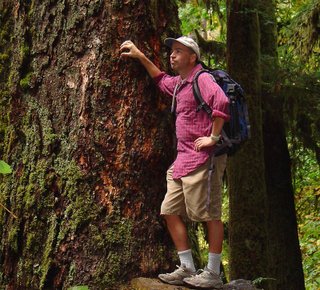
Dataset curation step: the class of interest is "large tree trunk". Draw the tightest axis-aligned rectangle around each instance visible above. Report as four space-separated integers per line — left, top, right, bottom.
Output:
226 0 270 282
0 1 181 289
258 1 305 289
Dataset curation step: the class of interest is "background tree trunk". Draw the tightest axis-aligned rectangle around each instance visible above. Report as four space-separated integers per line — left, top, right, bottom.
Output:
227 0 305 288
0 1 181 289
258 0 305 289
226 0 270 283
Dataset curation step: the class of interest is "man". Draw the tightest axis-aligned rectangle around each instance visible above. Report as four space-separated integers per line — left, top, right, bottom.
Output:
120 36 229 289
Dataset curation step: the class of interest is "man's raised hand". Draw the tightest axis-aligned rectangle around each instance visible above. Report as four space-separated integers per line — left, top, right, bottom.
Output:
120 40 143 59
119 40 161 78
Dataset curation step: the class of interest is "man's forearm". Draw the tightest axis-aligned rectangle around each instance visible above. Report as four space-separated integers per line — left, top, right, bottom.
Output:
211 117 224 137
138 53 161 78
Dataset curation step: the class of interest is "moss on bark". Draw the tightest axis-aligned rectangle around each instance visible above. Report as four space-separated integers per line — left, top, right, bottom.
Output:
0 0 181 289
258 1 305 289
226 0 269 283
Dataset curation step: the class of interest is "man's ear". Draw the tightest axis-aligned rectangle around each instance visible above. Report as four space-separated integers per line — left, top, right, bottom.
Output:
191 53 197 65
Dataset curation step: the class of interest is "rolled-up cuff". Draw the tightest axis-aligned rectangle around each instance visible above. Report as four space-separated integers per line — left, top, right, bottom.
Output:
153 72 166 84
212 110 230 121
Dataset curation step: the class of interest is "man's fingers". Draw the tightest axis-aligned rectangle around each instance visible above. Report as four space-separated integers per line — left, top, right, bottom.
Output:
120 44 131 52
194 137 208 151
194 141 202 150
120 52 132 58
119 40 141 60
120 41 134 50
120 43 131 49
194 145 201 151
194 137 204 142
120 40 132 47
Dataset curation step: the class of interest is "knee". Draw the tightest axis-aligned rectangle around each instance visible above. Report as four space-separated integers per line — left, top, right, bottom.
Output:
162 214 172 227
163 214 170 222
163 214 182 227
207 219 223 226
163 214 176 222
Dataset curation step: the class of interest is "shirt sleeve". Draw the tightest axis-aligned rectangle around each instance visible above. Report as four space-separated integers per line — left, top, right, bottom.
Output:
153 72 179 97
197 73 230 121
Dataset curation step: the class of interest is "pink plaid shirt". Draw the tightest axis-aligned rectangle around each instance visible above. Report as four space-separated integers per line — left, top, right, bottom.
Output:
154 64 230 179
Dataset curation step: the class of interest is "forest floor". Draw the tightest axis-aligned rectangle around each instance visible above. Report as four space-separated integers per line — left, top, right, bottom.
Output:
127 277 261 290
130 277 191 289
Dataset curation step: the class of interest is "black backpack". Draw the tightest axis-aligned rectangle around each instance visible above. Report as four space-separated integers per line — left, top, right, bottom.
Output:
193 69 251 156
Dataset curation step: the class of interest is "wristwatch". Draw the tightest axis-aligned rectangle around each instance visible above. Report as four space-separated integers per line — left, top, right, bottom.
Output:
210 134 221 142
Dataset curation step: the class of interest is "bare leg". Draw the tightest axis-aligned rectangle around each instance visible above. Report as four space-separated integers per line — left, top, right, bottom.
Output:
207 220 223 253
164 214 190 251
158 214 196 284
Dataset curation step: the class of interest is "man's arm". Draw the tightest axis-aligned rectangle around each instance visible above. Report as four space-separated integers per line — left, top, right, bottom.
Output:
194 73 229 152
211 117 224 138
120 40 161 78
194 117 224 152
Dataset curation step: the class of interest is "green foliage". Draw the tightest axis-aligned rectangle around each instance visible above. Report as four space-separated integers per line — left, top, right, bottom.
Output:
299 214 320 290
289 143 320 290
178 0 226 42
289 144 319 191
277 3 320 286
179 2 210 35
20 42 30 59
0 160 11 174
19 72 32 90
177 0 227 67
0 159 16 218
68 286 89 290
278 0 320 70
252 277 277 287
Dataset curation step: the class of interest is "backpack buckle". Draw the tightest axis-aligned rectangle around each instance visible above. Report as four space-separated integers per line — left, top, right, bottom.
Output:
226 83 236 93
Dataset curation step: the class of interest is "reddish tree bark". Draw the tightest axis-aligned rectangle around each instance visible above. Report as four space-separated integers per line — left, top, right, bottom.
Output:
0 1 180 289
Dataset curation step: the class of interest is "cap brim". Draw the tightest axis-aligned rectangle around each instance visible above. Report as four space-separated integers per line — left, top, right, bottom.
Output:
164 37 200 60
164 38 177 48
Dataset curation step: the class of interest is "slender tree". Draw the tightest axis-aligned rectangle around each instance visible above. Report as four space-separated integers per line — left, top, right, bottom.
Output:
0 1 181 289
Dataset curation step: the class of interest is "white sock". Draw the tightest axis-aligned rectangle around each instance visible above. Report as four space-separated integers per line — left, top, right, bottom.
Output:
207 252 221 274
178 249 196 272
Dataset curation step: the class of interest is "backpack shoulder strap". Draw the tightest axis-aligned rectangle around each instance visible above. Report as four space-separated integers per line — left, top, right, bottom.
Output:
192 69 213 118
170 83 180 114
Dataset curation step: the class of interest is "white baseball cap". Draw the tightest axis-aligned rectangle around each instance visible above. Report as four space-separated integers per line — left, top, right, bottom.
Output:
165 36 201 60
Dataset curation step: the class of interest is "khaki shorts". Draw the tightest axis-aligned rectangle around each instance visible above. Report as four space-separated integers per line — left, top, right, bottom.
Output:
160 154 227 221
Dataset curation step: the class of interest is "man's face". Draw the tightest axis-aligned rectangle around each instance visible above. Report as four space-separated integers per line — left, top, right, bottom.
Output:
170 41 197 73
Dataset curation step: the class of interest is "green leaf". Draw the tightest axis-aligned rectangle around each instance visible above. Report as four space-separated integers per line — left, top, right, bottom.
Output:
0 160 12 174
68 286 89 290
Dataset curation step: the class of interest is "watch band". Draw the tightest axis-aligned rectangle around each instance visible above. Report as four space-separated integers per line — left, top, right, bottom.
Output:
210 134 221 142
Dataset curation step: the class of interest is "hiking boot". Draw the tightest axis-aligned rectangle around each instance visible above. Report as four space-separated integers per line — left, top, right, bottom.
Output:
183 267 223 289
158 264 195 286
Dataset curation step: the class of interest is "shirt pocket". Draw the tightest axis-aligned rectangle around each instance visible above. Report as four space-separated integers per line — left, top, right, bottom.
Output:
176 96 197 117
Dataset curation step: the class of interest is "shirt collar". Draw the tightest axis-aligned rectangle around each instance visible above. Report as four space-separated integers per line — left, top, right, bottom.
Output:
178 63 203 84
